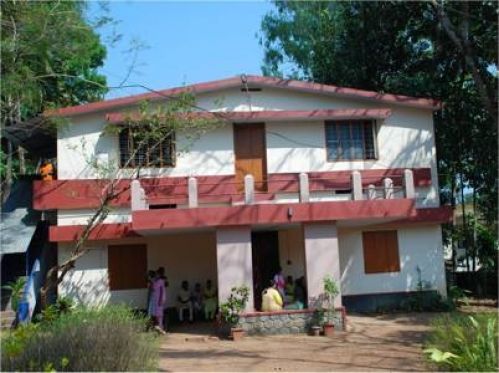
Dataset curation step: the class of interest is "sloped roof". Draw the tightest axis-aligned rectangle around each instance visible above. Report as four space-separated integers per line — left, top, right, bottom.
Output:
48 75 441 117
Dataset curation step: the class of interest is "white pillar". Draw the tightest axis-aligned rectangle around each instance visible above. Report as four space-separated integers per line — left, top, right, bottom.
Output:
367 184 377 200
303 223 342 309
244 174 255 204
299 172 310 203
404 169 415 199
188 177 198 208
131 180 147 211
383 178 394 199
216 227 254 311
351 170 363 200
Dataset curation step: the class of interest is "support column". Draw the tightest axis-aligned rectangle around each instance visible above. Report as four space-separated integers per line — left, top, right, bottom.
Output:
303 223 342 308
216 227 254 311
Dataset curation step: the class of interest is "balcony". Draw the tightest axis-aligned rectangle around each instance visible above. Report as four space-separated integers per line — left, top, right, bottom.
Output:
130 169 422 232
37 167 452 242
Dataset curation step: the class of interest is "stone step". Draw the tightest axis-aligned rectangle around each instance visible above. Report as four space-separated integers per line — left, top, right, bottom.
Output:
0 310 16 329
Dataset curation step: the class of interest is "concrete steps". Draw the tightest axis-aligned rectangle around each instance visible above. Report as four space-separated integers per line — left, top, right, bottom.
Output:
1 310 16 330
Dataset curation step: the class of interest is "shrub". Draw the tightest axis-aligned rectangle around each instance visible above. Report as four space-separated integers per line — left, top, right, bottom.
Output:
2 305 159 371
220 286 249 326
424 313 498 371
2 276 27 312
322 276 339 325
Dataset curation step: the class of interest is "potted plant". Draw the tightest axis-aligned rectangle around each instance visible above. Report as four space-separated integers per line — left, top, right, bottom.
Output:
322 276 339 337
219 285 249 341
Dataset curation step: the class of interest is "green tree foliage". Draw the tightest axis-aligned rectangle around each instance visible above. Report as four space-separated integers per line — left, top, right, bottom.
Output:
260 1 498 266
1 0 107 125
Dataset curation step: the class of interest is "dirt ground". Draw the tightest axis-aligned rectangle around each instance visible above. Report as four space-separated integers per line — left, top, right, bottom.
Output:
158 313 440 372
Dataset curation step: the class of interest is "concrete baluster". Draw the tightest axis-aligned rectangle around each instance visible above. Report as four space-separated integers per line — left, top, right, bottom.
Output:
383 178 394 199
367 184 377 200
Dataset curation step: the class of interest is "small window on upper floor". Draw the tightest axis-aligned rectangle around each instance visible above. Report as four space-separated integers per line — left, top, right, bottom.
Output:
119 127 175 168
325 120 377 161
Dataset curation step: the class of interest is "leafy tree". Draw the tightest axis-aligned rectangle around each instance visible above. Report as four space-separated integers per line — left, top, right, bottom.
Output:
1 0 108 193
259 0 498 271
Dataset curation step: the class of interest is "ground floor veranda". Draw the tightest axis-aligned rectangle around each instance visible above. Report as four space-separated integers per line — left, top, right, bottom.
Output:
57 221 447 322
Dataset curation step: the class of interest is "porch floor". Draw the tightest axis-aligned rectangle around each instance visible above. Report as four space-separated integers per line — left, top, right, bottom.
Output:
159 312 438 371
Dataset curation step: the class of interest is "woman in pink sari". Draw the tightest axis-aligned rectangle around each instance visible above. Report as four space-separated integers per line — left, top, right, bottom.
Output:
152 267 167 334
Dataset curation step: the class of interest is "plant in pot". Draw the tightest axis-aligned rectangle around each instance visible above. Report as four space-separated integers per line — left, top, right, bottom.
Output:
219 285 249 341
322 276 339 337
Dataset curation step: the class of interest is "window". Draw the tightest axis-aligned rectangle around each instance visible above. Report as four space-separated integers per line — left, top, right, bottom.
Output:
325 120 376 160
362 230 400 274
119 127 175 168
108 244 147 290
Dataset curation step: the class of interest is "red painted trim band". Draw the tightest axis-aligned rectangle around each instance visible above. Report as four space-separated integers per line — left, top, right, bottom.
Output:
49 205 450 243
47 75 441 117
50 223 140 243
131 199 416 231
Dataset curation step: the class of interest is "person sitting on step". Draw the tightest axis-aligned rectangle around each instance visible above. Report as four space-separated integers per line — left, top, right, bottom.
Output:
261 280 283 312
177 280 193 323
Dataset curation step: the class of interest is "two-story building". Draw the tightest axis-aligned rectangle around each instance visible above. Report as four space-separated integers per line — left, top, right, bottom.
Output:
34 75 451 315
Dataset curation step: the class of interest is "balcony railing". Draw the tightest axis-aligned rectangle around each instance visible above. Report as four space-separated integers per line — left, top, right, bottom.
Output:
131 169 417 211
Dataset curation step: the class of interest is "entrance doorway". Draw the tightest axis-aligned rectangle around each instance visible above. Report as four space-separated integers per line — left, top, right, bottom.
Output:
251 231 280 310
233 123 268 192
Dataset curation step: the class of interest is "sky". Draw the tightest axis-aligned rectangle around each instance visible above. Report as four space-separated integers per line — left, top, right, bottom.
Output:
91 1 274 99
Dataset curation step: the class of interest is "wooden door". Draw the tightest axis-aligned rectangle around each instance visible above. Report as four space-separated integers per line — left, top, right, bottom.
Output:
233 123 267 192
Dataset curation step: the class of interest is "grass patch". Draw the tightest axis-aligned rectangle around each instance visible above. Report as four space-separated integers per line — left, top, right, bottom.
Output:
1 305 159 371
424 312 498 371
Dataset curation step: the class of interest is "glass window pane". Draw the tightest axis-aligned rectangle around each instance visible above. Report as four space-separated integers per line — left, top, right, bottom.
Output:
351 122 364 159
364 122 376 159
325 123 339 160
338 123 351 159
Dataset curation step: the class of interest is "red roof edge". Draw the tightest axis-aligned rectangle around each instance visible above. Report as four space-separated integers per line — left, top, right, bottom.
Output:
46 75 442 117
105 108 393 124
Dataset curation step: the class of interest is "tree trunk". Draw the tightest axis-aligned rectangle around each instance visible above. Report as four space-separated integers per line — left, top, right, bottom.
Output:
18 145 26 175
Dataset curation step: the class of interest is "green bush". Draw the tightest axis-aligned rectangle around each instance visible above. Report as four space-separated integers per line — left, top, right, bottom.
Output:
2 305 159 371
2 276 27 312
424 313 498 371
220 285 249 326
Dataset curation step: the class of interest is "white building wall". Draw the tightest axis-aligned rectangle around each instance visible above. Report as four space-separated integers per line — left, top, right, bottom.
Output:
339 225 447 296
57 87 439 206
58 232 217 308
57 208 131 226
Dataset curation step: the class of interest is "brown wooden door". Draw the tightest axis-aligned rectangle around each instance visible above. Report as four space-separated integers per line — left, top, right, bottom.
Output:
233 123 267 191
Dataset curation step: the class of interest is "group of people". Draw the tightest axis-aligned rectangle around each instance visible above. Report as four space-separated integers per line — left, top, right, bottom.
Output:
146 268 218 333
176 280 217 323
261 267 306 312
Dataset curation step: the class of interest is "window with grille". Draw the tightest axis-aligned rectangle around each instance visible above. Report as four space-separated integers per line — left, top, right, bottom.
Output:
118 127 175 168
325 120 376 161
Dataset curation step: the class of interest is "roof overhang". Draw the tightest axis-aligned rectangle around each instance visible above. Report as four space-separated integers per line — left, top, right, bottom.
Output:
105 108 392 125
46 75 442 118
